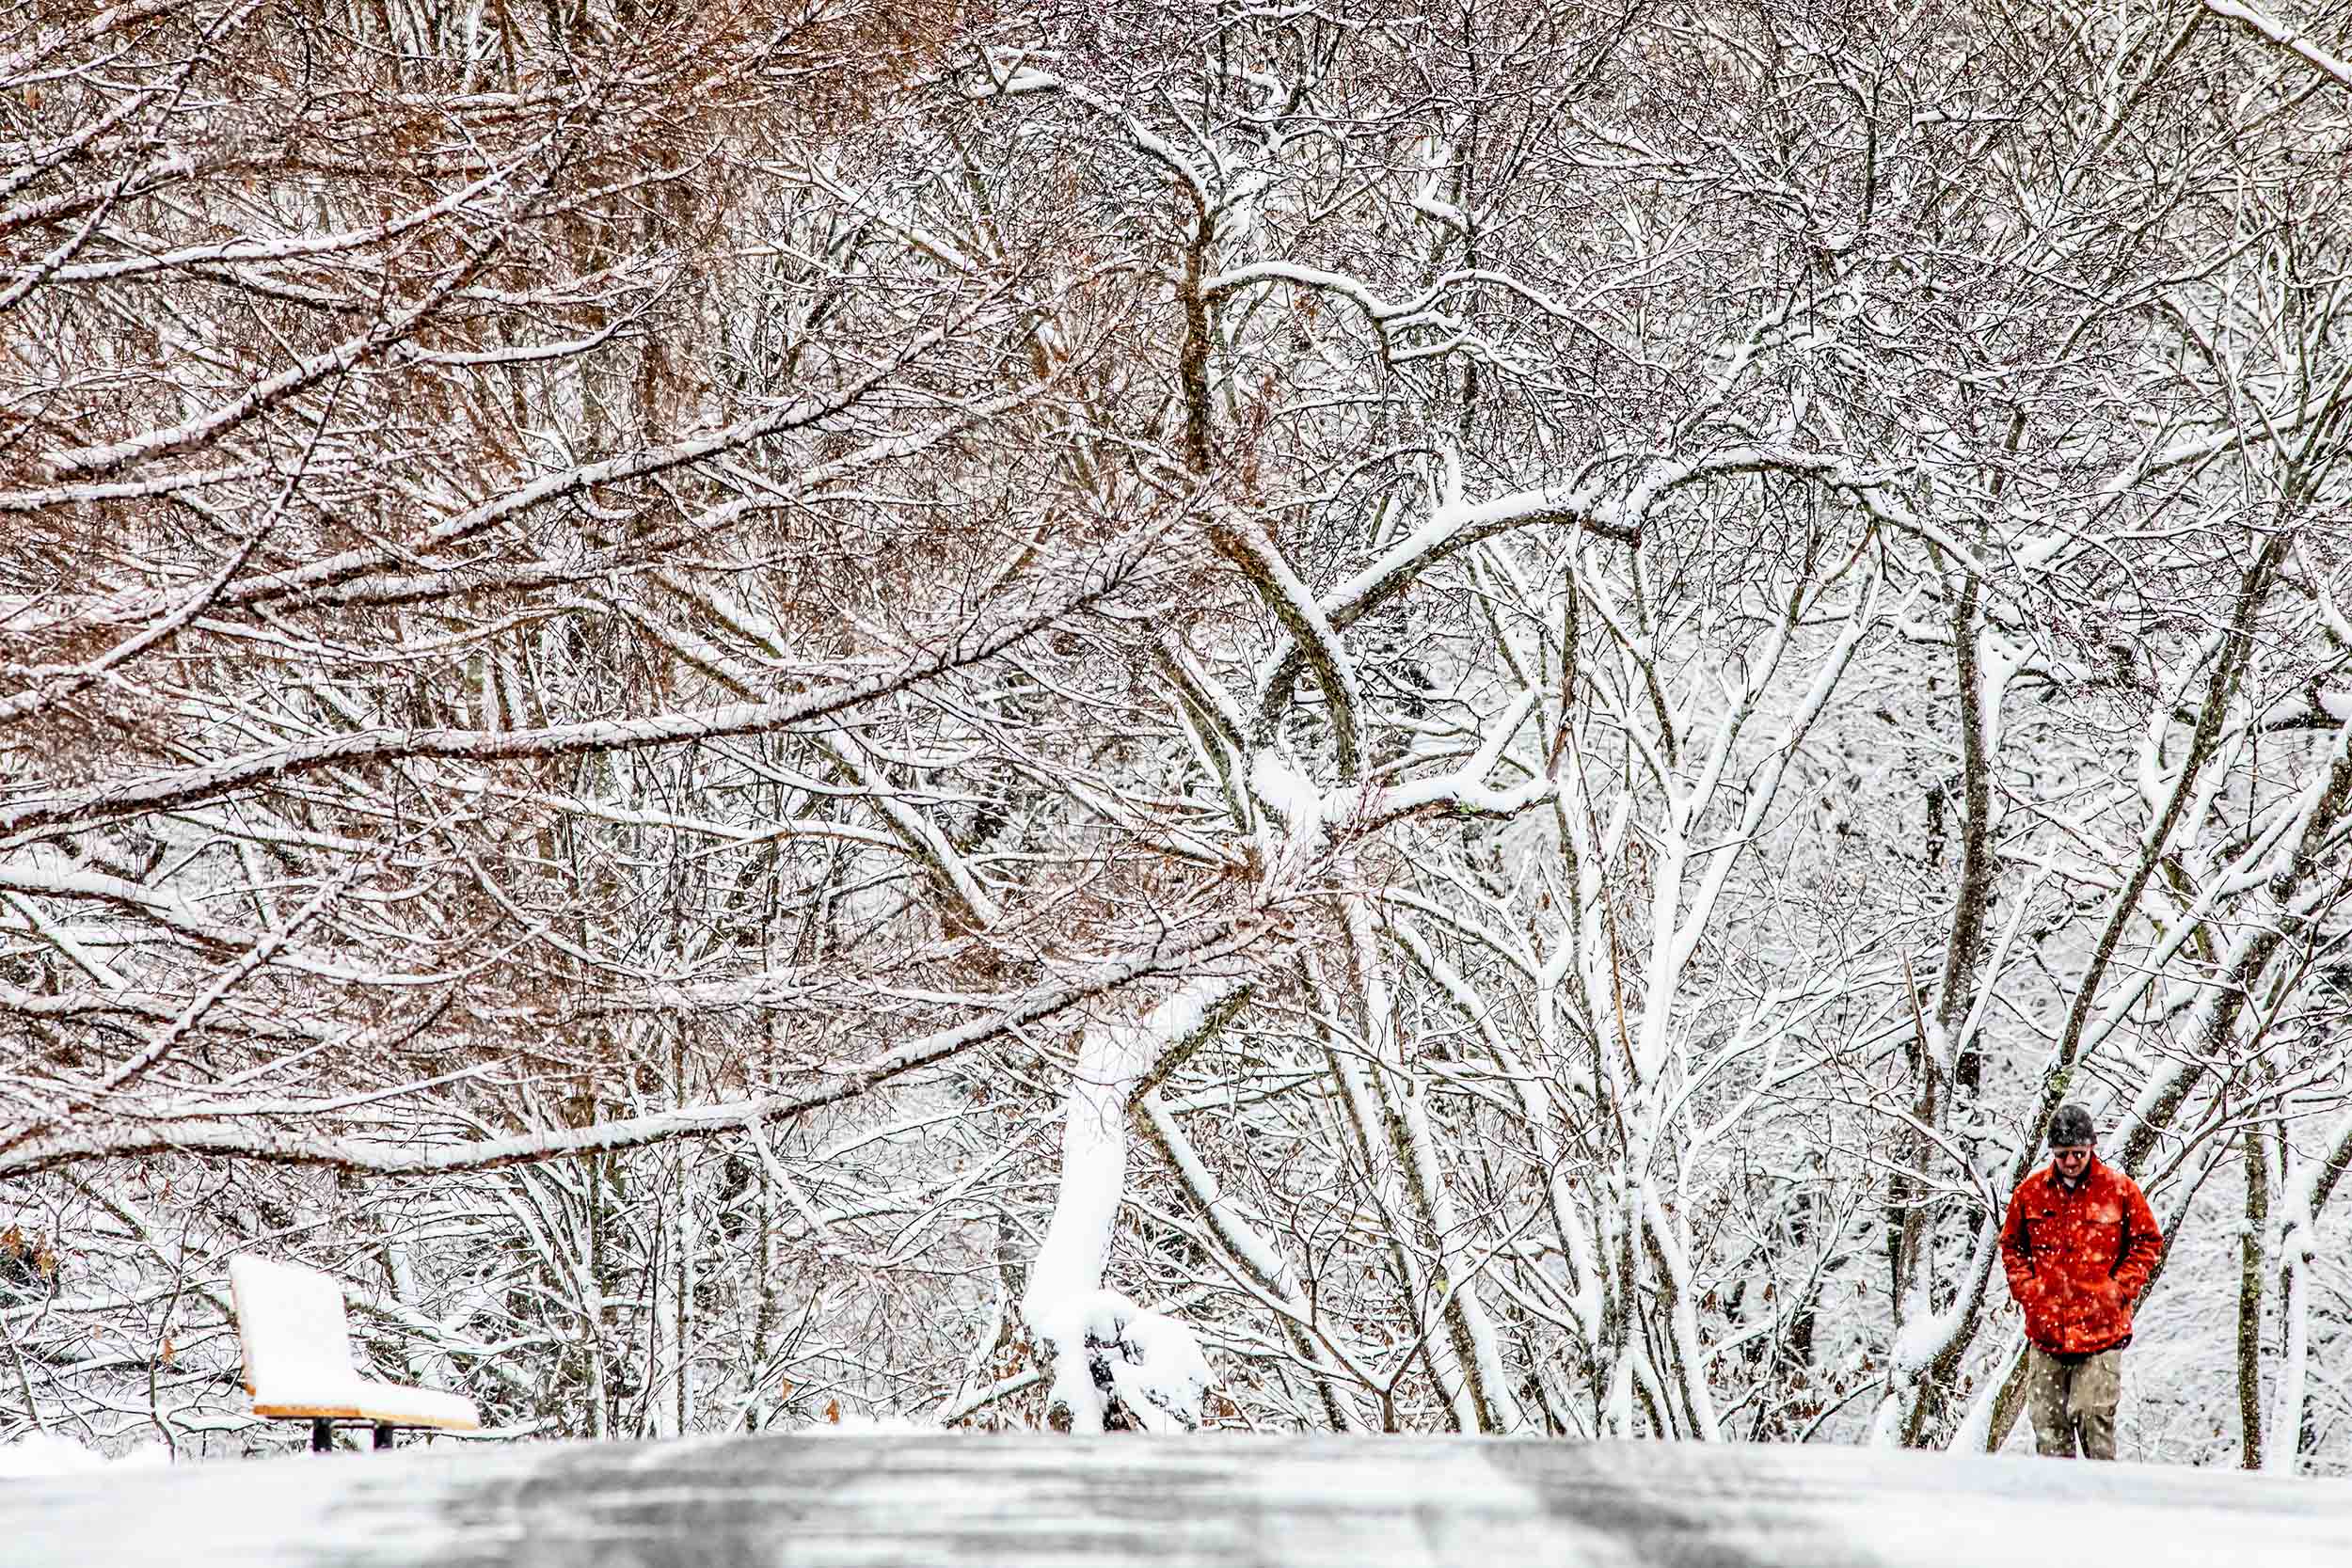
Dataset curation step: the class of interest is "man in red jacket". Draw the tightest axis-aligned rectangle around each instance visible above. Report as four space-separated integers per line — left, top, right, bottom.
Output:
1999 1103 2163 1459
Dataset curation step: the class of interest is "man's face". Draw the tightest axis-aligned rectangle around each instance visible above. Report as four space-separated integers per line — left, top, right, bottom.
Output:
2052 1144 2093 1179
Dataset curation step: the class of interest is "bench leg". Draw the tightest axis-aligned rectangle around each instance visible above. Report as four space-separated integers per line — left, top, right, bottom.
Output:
373 1423 395 1451
310 1419 333 1453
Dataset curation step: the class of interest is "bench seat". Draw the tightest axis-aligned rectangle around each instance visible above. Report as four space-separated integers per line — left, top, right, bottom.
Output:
247 1379 480 1429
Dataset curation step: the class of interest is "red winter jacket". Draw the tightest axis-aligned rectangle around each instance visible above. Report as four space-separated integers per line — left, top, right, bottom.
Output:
1999 1157 2162 1355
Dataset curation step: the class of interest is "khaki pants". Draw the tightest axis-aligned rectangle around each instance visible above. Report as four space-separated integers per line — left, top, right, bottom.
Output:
2026 1345 2122 1460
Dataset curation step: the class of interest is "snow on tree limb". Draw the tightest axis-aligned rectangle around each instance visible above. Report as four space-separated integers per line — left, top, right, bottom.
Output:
0 915 1272 1180
2202 0 2352 87
0 550 1156 841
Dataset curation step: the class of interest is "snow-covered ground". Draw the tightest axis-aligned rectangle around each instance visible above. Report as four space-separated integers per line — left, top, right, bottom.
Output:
0 1432 170 1480
3 1434 2349 1566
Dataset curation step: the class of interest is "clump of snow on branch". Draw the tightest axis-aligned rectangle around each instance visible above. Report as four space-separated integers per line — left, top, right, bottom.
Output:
1078 1290 1216 1433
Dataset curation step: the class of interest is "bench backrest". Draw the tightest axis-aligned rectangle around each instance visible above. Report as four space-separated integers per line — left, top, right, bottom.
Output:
229 1257 356 1395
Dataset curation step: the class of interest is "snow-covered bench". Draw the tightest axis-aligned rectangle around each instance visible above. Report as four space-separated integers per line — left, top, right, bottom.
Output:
228 1257 479 1452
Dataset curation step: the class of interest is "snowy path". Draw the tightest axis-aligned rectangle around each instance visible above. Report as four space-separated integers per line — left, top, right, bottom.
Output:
5 1434 2348 1566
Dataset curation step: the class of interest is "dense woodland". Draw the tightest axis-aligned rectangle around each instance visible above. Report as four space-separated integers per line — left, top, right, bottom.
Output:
5 0 2352 1469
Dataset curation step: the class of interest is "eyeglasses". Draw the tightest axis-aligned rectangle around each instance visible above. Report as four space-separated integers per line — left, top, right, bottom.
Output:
2051 1147 2093 1160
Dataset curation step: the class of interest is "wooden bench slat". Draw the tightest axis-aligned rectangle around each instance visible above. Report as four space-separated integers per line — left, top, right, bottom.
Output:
250 1403 480 1430
246 1384 481 1427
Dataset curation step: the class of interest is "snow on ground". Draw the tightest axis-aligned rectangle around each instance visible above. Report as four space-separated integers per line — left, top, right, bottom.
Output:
0 1432 171 1478
798 1412 932 1435
7 1433 2352 1567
